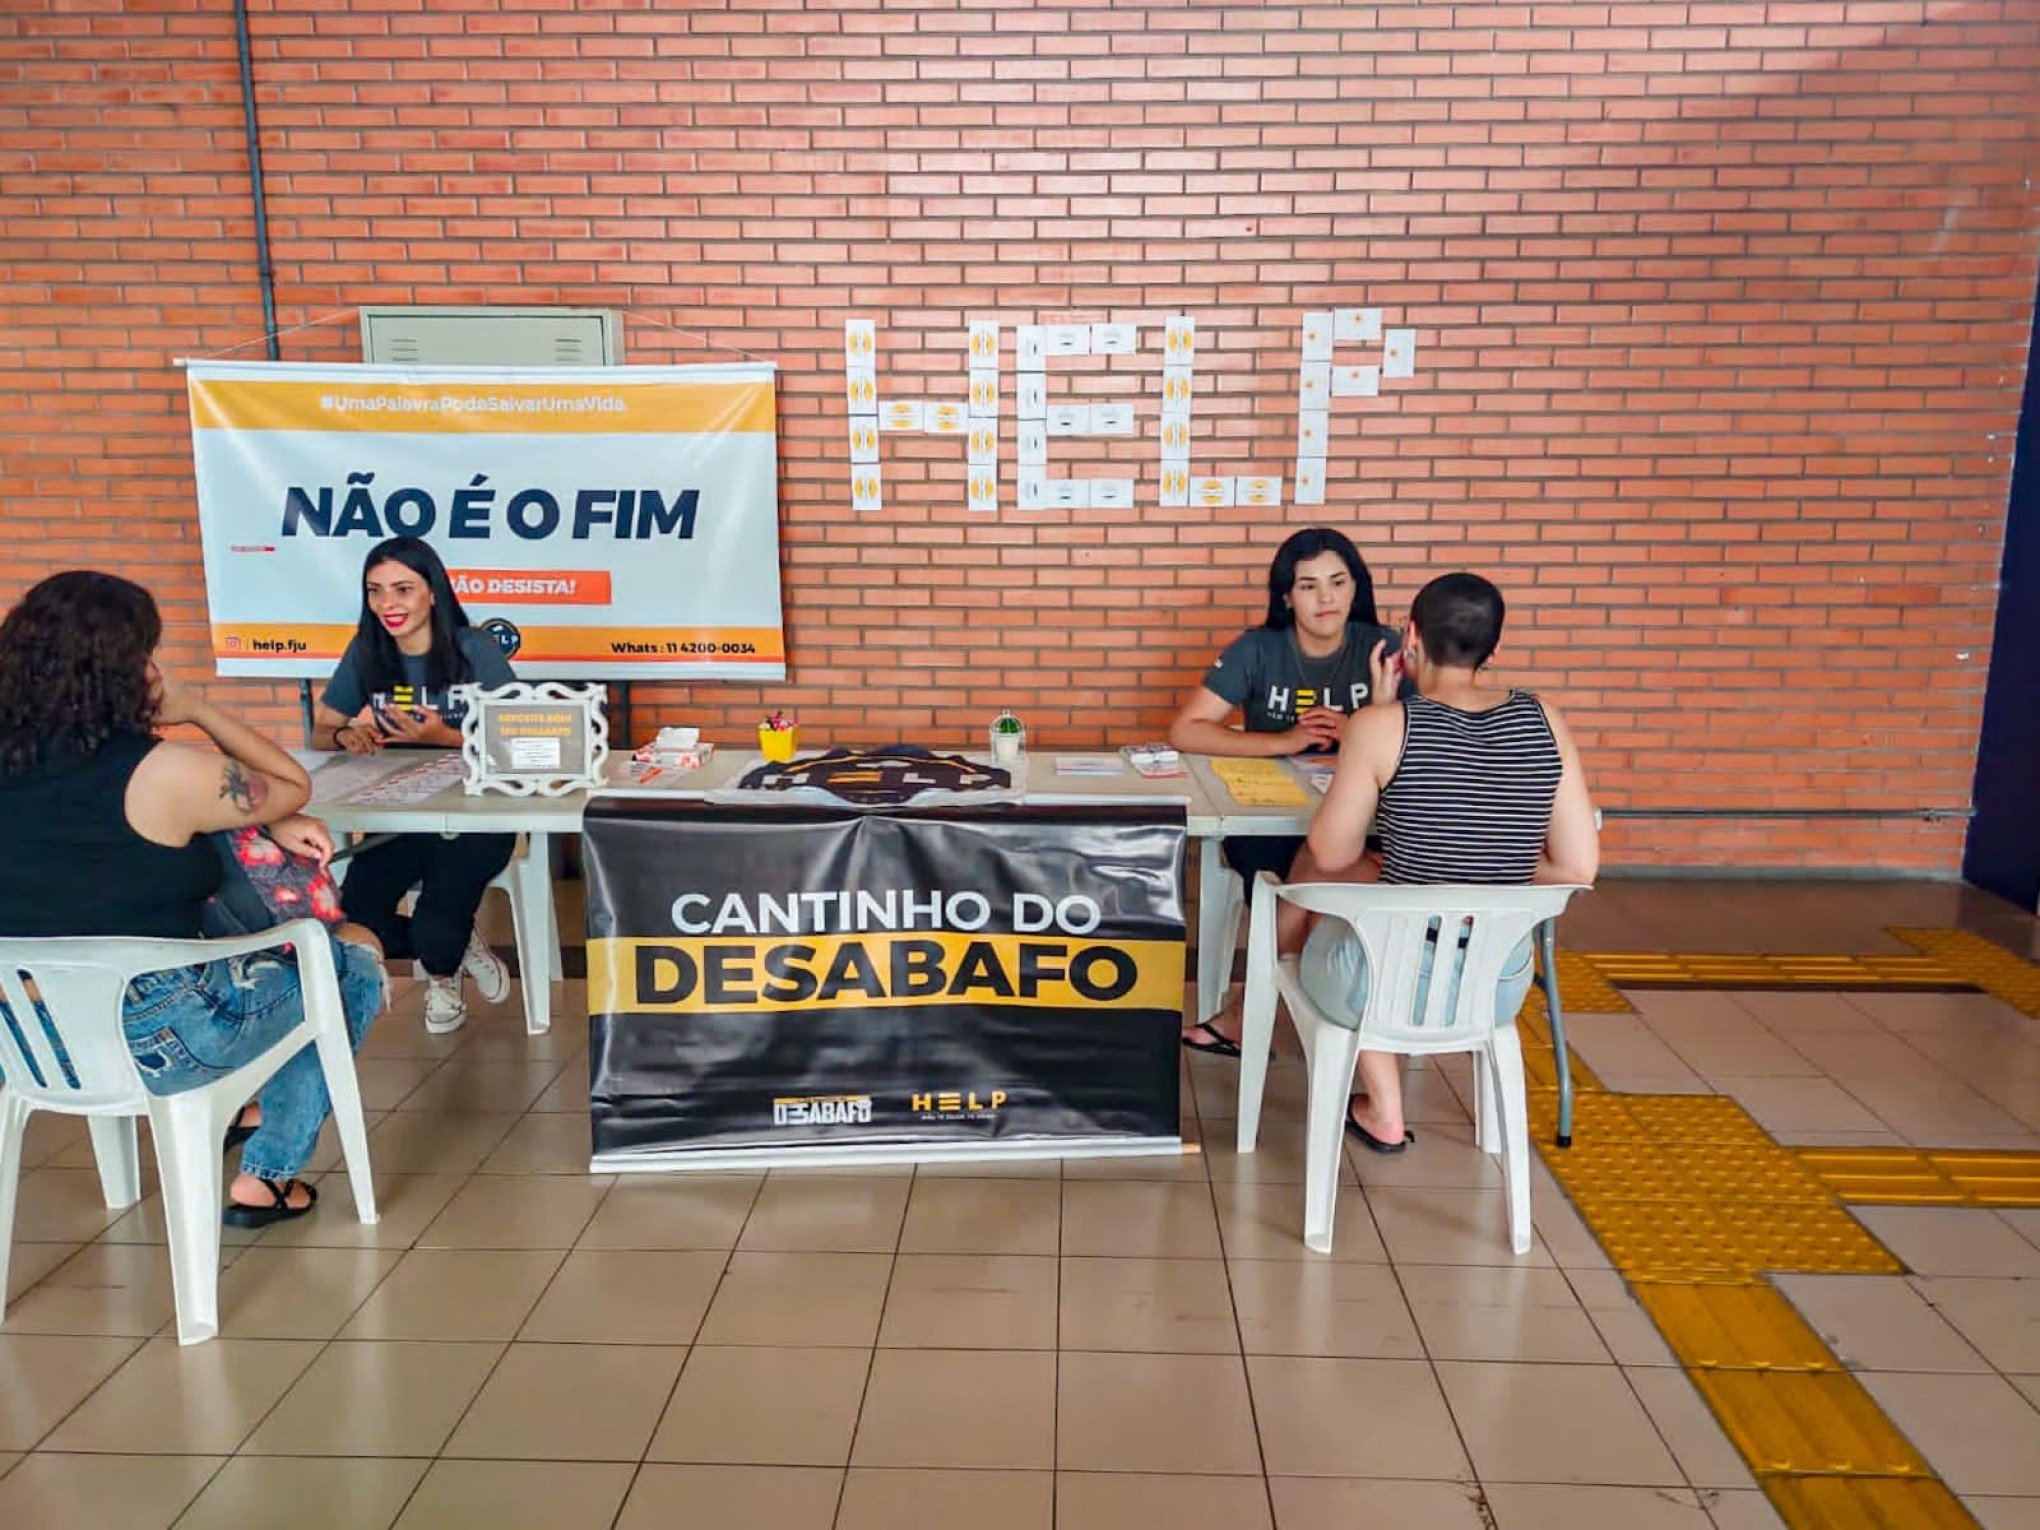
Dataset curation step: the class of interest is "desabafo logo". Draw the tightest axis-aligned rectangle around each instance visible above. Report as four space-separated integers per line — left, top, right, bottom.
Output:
773 1094 873 1127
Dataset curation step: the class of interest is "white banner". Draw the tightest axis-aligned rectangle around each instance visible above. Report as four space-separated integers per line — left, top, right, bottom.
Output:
186 360 786 680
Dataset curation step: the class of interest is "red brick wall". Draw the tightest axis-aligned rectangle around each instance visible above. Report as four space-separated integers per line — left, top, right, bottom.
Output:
4 1 2037 870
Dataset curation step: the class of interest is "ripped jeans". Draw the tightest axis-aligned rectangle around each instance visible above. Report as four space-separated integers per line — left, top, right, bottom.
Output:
119 932 385 1184
1298 920 1537 1032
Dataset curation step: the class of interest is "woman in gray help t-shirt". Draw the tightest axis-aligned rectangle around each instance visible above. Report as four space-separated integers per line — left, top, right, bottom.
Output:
308 537 519 1036
1167 527 1405 1056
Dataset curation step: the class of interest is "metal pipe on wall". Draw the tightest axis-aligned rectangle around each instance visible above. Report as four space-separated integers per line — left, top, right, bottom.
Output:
232 0 316 738
1603 808 1973 822
231 0 278 361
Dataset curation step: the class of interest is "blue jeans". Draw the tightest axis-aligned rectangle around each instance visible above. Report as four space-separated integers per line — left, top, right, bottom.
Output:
120 933 385 1183
1298 920 1536 1032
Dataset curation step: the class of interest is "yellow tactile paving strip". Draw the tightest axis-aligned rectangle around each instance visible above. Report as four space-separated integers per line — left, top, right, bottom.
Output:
1581 950 1956 989
1892 927 2040 1016
1692 1369 1935 1477
1542 948 1636 1013
1514 1006 1603 1092
1525 1089 1901 1281
1797 1147 2040 1208
1513 924 2040 1528
1630 1282 1836 1372
1764 1475 1985 1528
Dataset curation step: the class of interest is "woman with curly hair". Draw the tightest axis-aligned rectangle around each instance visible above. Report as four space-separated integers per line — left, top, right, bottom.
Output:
0 570 385 1228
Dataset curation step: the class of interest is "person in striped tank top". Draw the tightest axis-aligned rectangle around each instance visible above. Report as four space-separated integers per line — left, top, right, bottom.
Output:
1297 572 1599 1154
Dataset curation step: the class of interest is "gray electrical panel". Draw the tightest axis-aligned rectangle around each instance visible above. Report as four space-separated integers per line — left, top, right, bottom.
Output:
358 306 624 366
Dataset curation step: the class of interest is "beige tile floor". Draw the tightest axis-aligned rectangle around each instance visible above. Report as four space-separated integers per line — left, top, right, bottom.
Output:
0 879 2037 1528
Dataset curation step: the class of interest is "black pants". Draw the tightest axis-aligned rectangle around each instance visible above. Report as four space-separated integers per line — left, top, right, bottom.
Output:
339 832 517 977
1220 833 1385 888
1221 834 1307 887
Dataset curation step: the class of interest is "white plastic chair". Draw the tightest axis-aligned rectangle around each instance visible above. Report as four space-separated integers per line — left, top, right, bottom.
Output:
0 919 378 1344
487 833 562 1036
1203 852 1581 1146
1235 876 1584 1256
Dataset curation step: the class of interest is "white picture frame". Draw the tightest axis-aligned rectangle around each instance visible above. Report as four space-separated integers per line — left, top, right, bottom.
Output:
456 682 610 797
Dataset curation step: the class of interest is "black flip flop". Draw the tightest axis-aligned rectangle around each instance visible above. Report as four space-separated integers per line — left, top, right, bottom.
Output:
1344 1113 1415 1155
223 1177 318 1229
1180 1022 1243 1059
224 1117 258 1153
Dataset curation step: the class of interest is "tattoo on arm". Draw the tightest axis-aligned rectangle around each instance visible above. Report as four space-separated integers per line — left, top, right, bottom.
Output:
219 760 265 815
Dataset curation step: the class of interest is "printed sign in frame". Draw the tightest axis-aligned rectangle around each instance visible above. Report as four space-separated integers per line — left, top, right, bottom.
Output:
185 359 786 681
458 681 610 797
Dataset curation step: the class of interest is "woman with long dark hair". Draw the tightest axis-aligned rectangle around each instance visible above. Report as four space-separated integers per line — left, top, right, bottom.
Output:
309 537 517 1034
0 571 386 1228
1168 527 1406 1055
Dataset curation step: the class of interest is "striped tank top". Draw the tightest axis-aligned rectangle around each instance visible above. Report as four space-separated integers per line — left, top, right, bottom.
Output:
1377 691 1561 885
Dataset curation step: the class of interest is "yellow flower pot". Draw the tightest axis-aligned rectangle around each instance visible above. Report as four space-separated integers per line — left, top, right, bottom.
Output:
759 725 799 762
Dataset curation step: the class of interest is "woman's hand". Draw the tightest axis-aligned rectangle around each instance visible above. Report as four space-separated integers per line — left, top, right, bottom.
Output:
267 814 334 868
148 663 201 727
376 703 453 746
337 710 385 755
1281 710 1345 753
1367 639 1405 705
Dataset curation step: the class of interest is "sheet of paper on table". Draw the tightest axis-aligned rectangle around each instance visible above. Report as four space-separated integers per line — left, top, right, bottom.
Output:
1295 759 1336 795
331 753 469 806
1055 755 1126 776
608 758 712 791
307 751 423 804
1209 757 1314 808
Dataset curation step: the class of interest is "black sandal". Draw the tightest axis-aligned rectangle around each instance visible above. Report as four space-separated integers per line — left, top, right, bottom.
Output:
1344 1111 1415 1155
223 1177 318 1229
1180 1021 1243 1059
223 1111 258 1154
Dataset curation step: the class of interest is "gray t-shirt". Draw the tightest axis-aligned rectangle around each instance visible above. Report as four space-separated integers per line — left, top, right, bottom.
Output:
322 627 516 729
1201 622 1405 738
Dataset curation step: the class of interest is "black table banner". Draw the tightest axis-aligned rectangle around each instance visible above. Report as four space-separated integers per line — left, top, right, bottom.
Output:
583 798 1187 1160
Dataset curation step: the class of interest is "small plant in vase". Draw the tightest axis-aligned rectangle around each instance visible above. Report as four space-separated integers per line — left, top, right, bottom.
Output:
988 709 1026 765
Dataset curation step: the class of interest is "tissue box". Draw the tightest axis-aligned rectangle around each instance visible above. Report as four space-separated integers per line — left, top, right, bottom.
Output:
636 734 714 771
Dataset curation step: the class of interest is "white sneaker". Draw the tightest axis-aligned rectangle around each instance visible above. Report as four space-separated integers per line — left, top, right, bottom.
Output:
424 974 468 1035
462 924 511 1005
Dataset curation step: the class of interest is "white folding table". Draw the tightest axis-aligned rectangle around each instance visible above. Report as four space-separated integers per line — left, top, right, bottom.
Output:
304 748 1228 1040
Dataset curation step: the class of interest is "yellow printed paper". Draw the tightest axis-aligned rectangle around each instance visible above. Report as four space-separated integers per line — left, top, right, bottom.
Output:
1209 758 1313 808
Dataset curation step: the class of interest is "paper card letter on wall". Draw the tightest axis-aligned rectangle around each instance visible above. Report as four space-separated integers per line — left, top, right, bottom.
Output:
848 418 879 464
1301 311 1335 362
851 469 883 513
